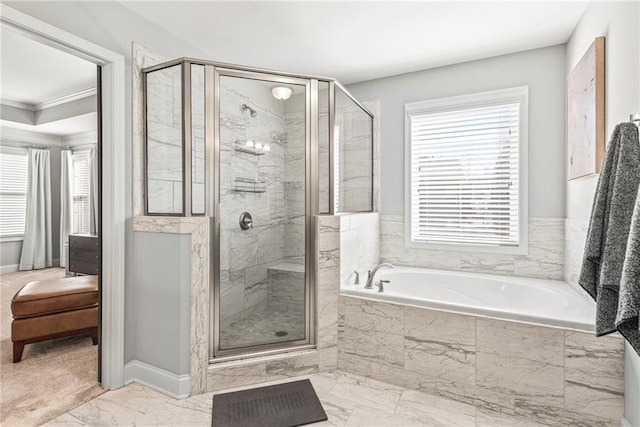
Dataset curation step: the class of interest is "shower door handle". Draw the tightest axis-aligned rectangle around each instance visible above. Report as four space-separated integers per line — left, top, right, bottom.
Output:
239 212 253 230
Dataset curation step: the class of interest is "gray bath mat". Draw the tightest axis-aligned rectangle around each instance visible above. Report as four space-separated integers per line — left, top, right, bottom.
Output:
212 379 327 427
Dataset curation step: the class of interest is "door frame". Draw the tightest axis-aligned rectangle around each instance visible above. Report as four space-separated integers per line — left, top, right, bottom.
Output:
210 67 316 361
0 5 126 389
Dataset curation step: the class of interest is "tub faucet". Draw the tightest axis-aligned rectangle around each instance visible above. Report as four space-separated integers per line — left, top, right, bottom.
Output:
365 263 394 289
376 279 390 293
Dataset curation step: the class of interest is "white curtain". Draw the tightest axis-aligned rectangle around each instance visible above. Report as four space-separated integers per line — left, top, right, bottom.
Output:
89 147 99 235
19 148 52 270
59 150 73 267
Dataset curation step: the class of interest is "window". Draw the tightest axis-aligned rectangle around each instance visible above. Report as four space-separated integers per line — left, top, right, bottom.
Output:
0 149 29 239
72 150 91 234
405 87 528 253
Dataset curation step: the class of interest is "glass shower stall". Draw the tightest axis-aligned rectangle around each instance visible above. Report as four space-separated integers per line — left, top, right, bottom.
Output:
143 59 373 361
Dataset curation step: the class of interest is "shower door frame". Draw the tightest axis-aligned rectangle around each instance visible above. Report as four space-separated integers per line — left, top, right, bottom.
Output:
210 66 318 362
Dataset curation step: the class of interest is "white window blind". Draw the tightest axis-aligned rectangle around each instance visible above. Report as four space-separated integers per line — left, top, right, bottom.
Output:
72 151 91 234
0 150 29 237
407 89 527 250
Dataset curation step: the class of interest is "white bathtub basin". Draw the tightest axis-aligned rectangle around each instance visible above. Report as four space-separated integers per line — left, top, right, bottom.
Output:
341 266 596 332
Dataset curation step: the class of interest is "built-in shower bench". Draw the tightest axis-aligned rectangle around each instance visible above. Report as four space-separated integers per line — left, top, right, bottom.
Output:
267 263 305 306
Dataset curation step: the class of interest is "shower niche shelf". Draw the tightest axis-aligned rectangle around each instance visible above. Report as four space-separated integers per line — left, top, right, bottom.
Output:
234 177 267 193
235 141 268 156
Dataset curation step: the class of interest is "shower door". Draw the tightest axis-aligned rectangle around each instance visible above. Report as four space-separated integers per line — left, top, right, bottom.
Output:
212 69 313 359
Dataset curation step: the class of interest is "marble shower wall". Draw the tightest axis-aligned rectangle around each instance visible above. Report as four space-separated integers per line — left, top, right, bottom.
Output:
145 64 184 214
206 215 340 392
218 77 288 325
380 215 565 280
340 213 380 288
283 111 306 265
338 295 625 426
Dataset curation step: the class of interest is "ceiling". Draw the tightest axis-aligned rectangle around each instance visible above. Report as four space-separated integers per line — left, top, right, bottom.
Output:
119 1 589 84
1 28 96 105
0 27 97 136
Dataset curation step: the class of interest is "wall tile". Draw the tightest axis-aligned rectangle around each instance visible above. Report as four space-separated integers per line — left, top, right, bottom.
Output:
207 362 266 392
342 298 404 366
265 351 319 381
380 215 565 279
403 306 476 385
369 361 436 394
476 352 564 407
476 319 564 366
435 380 516 415
564 331 624 420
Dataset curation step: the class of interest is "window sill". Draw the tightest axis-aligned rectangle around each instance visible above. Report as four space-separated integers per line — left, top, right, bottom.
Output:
0 235 24 243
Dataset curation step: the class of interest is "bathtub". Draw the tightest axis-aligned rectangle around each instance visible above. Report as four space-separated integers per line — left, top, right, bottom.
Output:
341 266 596 332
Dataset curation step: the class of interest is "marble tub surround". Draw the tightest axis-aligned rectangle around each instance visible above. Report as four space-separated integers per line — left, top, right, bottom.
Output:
380 215 565 280
339 213 380 288
338 295 625 426
47 370 559 426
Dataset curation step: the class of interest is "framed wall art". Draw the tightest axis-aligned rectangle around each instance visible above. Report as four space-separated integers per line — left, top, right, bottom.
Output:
567 36 605 180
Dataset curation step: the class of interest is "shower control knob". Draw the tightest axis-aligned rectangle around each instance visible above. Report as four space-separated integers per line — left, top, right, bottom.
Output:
239 212 253 230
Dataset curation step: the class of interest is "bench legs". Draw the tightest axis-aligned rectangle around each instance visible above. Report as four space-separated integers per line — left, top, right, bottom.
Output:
12 327 99 363
91 327 98 345
13 341 25 363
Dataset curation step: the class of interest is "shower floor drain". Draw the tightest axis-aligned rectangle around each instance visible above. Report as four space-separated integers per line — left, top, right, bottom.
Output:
275 330 288 337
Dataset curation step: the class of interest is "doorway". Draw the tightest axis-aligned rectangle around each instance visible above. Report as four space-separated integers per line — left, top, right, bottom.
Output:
0 25 103 425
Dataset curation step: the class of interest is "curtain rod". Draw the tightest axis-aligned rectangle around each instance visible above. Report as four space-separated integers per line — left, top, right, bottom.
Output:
64 142 96 151
0 141 50 150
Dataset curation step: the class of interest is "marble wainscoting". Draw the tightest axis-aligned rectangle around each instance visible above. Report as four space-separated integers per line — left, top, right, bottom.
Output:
339 213 380 288
338 295 625 426
132 216 210 395
380 215 565 280
206 215 340 391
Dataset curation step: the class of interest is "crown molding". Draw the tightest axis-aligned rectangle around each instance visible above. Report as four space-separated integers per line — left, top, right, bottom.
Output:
0 125 64 146
0 98 36 111
1 87 96 113
36 87 96 111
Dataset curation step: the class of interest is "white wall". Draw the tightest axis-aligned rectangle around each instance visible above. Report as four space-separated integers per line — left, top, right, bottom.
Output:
347 44 566 219
4 1 209 369
563 2 640 425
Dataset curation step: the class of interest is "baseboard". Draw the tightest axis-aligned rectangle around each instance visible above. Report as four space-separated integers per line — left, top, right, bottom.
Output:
124 360 190 399
0 264 19 274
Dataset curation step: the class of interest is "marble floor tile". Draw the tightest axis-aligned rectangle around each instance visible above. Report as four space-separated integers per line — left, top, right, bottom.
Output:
47 369 624 427
394 390 476 427
475 408 547 427
329 372 404 414
344 406 425 427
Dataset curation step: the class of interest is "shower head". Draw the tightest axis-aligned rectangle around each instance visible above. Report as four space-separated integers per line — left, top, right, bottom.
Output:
241 104 257 117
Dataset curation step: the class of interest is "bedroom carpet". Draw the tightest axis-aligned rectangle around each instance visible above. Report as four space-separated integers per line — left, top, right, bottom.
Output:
0 268 104 426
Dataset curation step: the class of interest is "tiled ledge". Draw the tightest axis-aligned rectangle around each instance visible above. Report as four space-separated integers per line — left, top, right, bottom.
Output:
133 216 209 236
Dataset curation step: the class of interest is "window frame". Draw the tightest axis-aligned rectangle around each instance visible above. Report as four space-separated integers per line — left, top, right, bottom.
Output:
0 146 29 242
71 149 92 235
404 86 529 255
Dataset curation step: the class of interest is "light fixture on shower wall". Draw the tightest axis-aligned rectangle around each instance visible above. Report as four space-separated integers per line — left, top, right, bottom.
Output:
272 86 292 101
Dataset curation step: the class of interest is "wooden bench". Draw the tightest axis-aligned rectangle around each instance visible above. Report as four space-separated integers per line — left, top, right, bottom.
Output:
11 275 98 363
